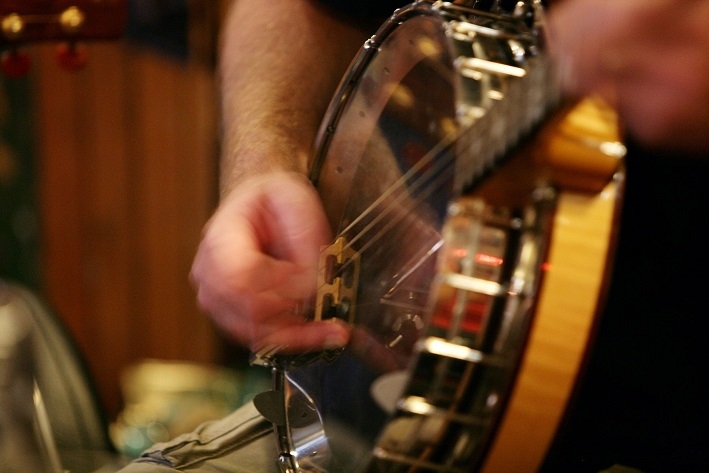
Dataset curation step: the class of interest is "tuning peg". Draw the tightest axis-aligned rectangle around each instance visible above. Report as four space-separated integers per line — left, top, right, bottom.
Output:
1 49 31 78
1 12 30 77
2 12 24 41
56 42 88 71
56 6 88 71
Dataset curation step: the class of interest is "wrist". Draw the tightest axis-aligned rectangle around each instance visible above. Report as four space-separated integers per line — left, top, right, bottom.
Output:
219 144 311 199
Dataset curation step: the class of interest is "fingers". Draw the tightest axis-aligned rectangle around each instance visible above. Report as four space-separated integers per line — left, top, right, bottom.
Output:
252 319 351 354
547 0 709 153
191 172 339 351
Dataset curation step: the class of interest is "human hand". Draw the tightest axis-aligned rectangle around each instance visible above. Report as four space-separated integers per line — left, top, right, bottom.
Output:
190 172 350 353
547 0 709 153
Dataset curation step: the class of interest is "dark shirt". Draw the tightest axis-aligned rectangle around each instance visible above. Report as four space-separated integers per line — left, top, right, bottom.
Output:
543 141 709 473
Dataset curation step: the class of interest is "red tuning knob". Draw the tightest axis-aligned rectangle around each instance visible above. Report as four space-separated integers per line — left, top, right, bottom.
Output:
1 49 31 78
56 42 88 71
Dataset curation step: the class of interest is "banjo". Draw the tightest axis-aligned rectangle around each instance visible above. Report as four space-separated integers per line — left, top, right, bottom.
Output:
253 1 625 471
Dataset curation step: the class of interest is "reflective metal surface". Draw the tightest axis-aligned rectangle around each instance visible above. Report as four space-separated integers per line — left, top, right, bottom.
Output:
0 283 63 473
266 1 561 471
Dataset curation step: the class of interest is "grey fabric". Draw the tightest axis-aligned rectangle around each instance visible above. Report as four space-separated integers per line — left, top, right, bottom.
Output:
119 402 279 472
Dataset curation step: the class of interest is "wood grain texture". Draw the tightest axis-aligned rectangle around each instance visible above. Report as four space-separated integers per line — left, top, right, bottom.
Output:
32 40 220 417
480 178 621 472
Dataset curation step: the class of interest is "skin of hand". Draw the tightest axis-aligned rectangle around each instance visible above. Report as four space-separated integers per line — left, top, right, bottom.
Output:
547 0 709 154
191 0 371 352
191 172 351 353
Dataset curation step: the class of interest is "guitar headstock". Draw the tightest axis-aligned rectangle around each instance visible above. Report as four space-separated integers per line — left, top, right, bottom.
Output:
0 0 127 76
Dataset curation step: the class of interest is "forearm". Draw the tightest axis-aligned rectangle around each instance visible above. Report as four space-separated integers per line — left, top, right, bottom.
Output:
218 0 371 196
548 0 709 154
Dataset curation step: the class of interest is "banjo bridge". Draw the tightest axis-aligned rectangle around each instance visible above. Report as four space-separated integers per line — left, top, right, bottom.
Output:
315 236 360 324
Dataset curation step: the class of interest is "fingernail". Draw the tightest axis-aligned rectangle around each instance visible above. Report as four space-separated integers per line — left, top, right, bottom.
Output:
323 324 349 350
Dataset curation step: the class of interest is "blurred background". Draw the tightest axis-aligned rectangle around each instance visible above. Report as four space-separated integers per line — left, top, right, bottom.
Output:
0 0 269 465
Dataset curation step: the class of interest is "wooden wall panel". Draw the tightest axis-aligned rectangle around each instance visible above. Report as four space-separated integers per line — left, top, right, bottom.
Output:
32 41 220 418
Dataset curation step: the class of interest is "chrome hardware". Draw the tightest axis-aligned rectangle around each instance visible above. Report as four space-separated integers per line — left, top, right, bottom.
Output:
372 188 556 471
